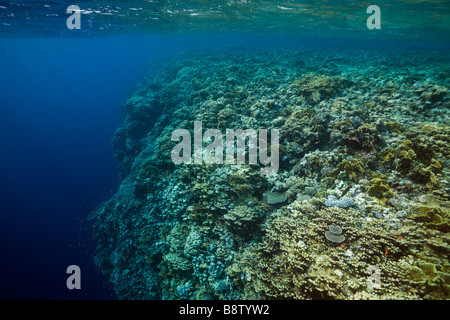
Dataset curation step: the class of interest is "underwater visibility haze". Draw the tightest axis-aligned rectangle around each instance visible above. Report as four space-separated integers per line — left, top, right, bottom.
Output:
0 1 449 300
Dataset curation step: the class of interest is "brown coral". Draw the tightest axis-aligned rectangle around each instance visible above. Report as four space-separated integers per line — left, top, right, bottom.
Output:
294 74 353 105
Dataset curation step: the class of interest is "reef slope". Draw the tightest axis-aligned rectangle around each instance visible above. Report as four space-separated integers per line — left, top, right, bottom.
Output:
90 47 449 300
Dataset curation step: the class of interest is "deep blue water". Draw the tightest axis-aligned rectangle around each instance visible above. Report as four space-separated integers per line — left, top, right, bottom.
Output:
0 35 179 299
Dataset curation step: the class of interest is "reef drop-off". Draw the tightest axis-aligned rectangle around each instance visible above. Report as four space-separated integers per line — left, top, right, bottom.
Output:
90 47 449 300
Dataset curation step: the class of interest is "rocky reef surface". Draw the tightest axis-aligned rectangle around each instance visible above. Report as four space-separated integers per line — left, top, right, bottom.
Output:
90 47 449 300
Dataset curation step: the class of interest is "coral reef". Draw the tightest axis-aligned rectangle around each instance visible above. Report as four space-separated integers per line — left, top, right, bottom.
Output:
263 191 287 205
324 224 346 243
90 47 449 300
293 74 352 105
223 205 262 238
324 195 355 208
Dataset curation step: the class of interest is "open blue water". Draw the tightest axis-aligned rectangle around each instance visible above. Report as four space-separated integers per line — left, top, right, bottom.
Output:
0 1 449 300
0 35 172 299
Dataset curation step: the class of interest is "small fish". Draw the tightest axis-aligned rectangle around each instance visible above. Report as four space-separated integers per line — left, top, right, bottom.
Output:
384 247 388 256
340 243 345 247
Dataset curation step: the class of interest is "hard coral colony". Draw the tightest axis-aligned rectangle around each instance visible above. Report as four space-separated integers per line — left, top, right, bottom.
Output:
90 48 449 300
